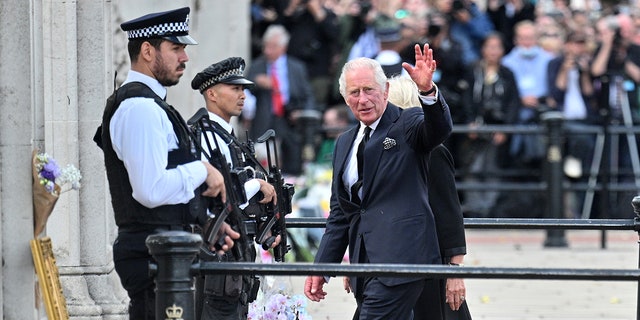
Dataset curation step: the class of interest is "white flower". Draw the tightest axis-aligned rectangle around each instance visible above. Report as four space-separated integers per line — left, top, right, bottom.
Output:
248 278 311 320
57 164 82 192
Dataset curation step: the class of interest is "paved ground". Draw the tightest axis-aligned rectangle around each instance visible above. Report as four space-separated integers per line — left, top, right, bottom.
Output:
285 229 639 320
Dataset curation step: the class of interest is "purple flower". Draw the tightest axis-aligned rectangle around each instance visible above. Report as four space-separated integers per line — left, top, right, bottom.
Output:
40 168 57 182
43 159 61 179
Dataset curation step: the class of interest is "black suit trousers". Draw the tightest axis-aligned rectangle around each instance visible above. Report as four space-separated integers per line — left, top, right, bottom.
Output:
353 278 423 320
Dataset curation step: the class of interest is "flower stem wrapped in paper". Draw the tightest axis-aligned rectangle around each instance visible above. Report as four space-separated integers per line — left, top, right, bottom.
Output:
32 149 82 237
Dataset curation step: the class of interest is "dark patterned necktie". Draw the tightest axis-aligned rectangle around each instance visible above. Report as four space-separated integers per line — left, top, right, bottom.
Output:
351 126 371 204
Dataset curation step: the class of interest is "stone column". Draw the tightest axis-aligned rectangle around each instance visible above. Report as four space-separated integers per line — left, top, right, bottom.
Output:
39 0 127 318
0 0 38 318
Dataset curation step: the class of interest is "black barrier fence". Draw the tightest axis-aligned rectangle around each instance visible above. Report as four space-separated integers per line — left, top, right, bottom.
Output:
450 115 640 247
147 205 640 320
450 120 640 219
199 262 640 281
286 217 639 230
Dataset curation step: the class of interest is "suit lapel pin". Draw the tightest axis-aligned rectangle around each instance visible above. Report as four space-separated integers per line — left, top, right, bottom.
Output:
383 137 396 150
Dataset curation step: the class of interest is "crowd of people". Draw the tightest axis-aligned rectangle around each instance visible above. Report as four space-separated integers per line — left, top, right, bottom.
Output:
249 0 640 220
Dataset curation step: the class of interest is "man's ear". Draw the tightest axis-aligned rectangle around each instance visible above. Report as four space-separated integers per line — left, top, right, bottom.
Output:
384 82 390 99
139 41 155 63
206 87 217 102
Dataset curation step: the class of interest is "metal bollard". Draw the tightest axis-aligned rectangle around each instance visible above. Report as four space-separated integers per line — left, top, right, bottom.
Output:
146 231 202 320
541 111 568 247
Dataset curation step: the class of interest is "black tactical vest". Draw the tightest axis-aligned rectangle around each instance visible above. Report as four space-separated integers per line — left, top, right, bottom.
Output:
100 82 207 228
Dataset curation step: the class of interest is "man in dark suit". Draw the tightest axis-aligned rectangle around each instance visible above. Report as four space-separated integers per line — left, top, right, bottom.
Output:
344 145 471 320
304 44 453 319
342 77 470 319
244 24 316 176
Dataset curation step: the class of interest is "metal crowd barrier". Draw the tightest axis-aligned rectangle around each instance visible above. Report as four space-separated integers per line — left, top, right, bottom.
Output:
453 114 640 247
451 120 640 213
146 198 640 320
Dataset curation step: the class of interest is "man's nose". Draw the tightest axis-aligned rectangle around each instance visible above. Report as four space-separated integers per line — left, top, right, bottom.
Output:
358 93 369 104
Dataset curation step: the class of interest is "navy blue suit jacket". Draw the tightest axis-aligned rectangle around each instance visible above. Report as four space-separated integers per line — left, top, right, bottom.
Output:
315 94 453 288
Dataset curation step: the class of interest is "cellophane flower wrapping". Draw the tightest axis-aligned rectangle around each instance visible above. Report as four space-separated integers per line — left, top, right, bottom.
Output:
247 275 312 320
31 149 82 237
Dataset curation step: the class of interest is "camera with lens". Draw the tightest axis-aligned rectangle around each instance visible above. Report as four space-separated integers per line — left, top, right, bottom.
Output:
426 12 446 38
613 29 623 46
427 24 442 38
606 15 623 45
452 0 467 12
359 1 372 17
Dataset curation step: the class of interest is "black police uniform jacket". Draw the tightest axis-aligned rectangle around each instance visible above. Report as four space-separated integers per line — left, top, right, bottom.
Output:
100 82 204 228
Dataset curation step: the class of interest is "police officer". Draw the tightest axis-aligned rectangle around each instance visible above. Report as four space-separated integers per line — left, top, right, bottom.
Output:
98 7 239 320
190 57 280 319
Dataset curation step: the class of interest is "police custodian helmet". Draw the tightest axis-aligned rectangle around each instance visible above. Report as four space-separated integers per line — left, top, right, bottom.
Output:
120 7 197 45
191 57 255 93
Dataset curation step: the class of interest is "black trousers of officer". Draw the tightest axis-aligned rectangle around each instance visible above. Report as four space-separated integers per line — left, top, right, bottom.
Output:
113 230 157 320
198 245 257 320
200 290 246 320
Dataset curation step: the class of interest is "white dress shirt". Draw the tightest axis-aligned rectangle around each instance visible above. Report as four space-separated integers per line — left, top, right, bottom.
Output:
344 120 379 200
109 70 207 208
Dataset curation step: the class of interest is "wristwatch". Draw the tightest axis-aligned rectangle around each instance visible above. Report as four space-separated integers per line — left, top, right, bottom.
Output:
419 84 437 96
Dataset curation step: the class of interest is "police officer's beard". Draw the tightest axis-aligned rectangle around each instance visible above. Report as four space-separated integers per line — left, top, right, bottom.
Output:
152 55 181 87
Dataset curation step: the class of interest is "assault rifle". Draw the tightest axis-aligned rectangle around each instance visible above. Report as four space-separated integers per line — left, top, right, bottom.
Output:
187 109 252 262
254 129 295 262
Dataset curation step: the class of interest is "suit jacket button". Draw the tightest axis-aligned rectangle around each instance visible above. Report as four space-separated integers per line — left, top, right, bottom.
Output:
360 209 365 214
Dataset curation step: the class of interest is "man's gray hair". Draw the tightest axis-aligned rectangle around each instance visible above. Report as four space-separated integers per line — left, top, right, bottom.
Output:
262 24 290 48
338 58 388 98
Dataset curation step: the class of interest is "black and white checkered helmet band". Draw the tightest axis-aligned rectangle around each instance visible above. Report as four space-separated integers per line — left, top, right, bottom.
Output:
198 67 244 93
126 19 189 40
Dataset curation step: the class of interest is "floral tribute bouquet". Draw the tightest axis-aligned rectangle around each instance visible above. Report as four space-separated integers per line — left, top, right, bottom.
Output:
247 275 312 320
32 149 82 237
